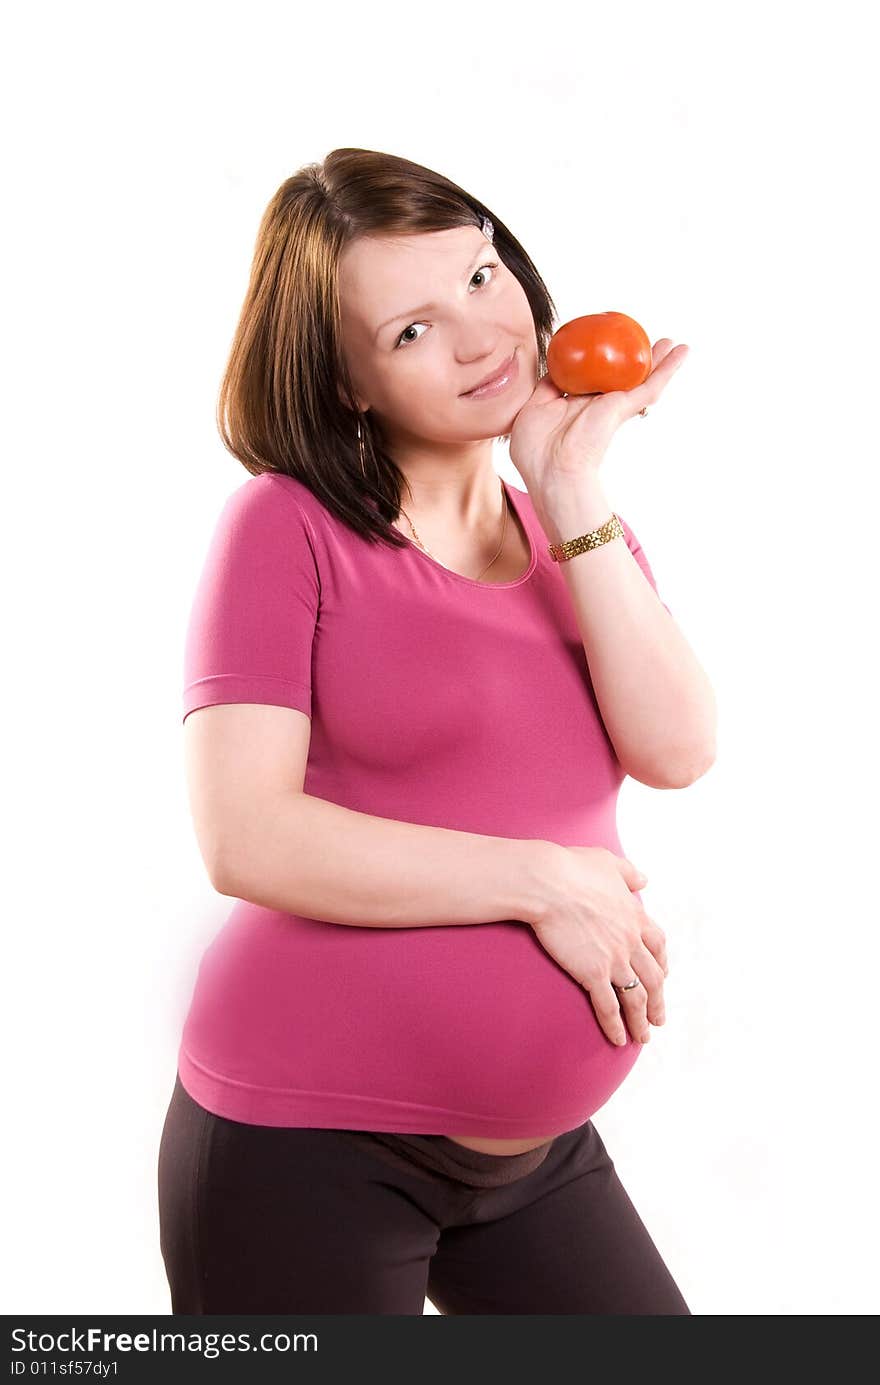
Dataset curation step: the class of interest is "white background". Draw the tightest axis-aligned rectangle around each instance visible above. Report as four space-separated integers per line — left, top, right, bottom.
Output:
3 0 878 1316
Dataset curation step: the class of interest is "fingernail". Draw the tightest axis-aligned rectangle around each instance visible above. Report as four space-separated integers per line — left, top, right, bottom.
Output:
616 1035 627 1046
640 1033 651 1044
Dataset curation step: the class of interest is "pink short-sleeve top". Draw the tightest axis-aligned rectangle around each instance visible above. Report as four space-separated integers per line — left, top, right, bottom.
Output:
177 471 670 1137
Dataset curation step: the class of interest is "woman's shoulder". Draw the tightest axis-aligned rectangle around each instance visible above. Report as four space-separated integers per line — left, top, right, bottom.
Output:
230 471 342 544
250 469 321 514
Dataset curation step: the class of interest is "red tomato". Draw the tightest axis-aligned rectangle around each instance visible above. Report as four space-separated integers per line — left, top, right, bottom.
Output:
546 312 652 395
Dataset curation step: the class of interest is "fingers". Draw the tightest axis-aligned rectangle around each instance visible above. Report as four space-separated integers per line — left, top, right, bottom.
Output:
640 912 669 977
621 340 689 418
614 977 651 1044
590 962 660 1047
650 338 677 367
591 981 631 1048
588 947 666 1047
607 955 663 1045
631 943 666 1028
586 908 670 1047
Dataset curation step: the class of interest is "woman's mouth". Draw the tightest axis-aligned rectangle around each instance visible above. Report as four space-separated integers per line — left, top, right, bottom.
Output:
461 349 519 400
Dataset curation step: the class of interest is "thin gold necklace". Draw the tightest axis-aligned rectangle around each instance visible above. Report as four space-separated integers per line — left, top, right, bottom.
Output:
398 476 509 581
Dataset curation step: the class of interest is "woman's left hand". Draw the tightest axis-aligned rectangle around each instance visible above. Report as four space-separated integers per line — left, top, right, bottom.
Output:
509 338 689 498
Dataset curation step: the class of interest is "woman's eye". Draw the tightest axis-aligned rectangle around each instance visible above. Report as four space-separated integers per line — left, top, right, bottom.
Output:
394 262 500 349
470 261 498 290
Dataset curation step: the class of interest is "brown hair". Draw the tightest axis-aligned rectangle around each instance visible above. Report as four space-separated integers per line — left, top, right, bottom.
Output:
216 147 559 549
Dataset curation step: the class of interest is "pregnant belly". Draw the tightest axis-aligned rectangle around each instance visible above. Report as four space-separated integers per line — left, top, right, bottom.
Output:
446 1134 558 1154
183 905 642 1139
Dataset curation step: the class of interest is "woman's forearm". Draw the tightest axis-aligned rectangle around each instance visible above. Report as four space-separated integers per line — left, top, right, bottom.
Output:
217 789 556 930
534 475 717 787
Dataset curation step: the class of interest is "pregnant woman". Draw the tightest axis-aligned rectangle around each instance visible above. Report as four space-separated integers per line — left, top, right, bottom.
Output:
157 147 716 1315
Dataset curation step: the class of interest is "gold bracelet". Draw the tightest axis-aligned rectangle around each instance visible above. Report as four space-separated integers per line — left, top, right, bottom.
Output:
547 512 624 563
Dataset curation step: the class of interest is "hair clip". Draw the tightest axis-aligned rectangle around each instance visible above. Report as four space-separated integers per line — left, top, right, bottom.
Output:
481 215 494 242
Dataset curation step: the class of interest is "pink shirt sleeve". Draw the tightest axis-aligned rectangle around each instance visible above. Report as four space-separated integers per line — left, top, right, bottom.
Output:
182 475 320 724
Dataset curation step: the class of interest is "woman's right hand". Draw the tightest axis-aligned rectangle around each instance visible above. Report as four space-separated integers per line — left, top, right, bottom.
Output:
525 843 669 1047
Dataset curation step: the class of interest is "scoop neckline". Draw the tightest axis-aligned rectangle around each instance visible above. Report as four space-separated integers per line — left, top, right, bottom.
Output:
398 478 539 590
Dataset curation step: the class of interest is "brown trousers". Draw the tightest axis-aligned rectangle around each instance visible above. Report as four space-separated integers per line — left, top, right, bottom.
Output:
158 1071 691 1315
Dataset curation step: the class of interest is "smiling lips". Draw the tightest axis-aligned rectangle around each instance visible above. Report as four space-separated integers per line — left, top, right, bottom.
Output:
462 349 519 398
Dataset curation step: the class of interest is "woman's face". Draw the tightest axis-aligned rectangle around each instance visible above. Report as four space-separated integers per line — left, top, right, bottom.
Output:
337 225 540 451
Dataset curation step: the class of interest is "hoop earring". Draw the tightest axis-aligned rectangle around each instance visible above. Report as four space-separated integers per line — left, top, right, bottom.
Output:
356 414 366 478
